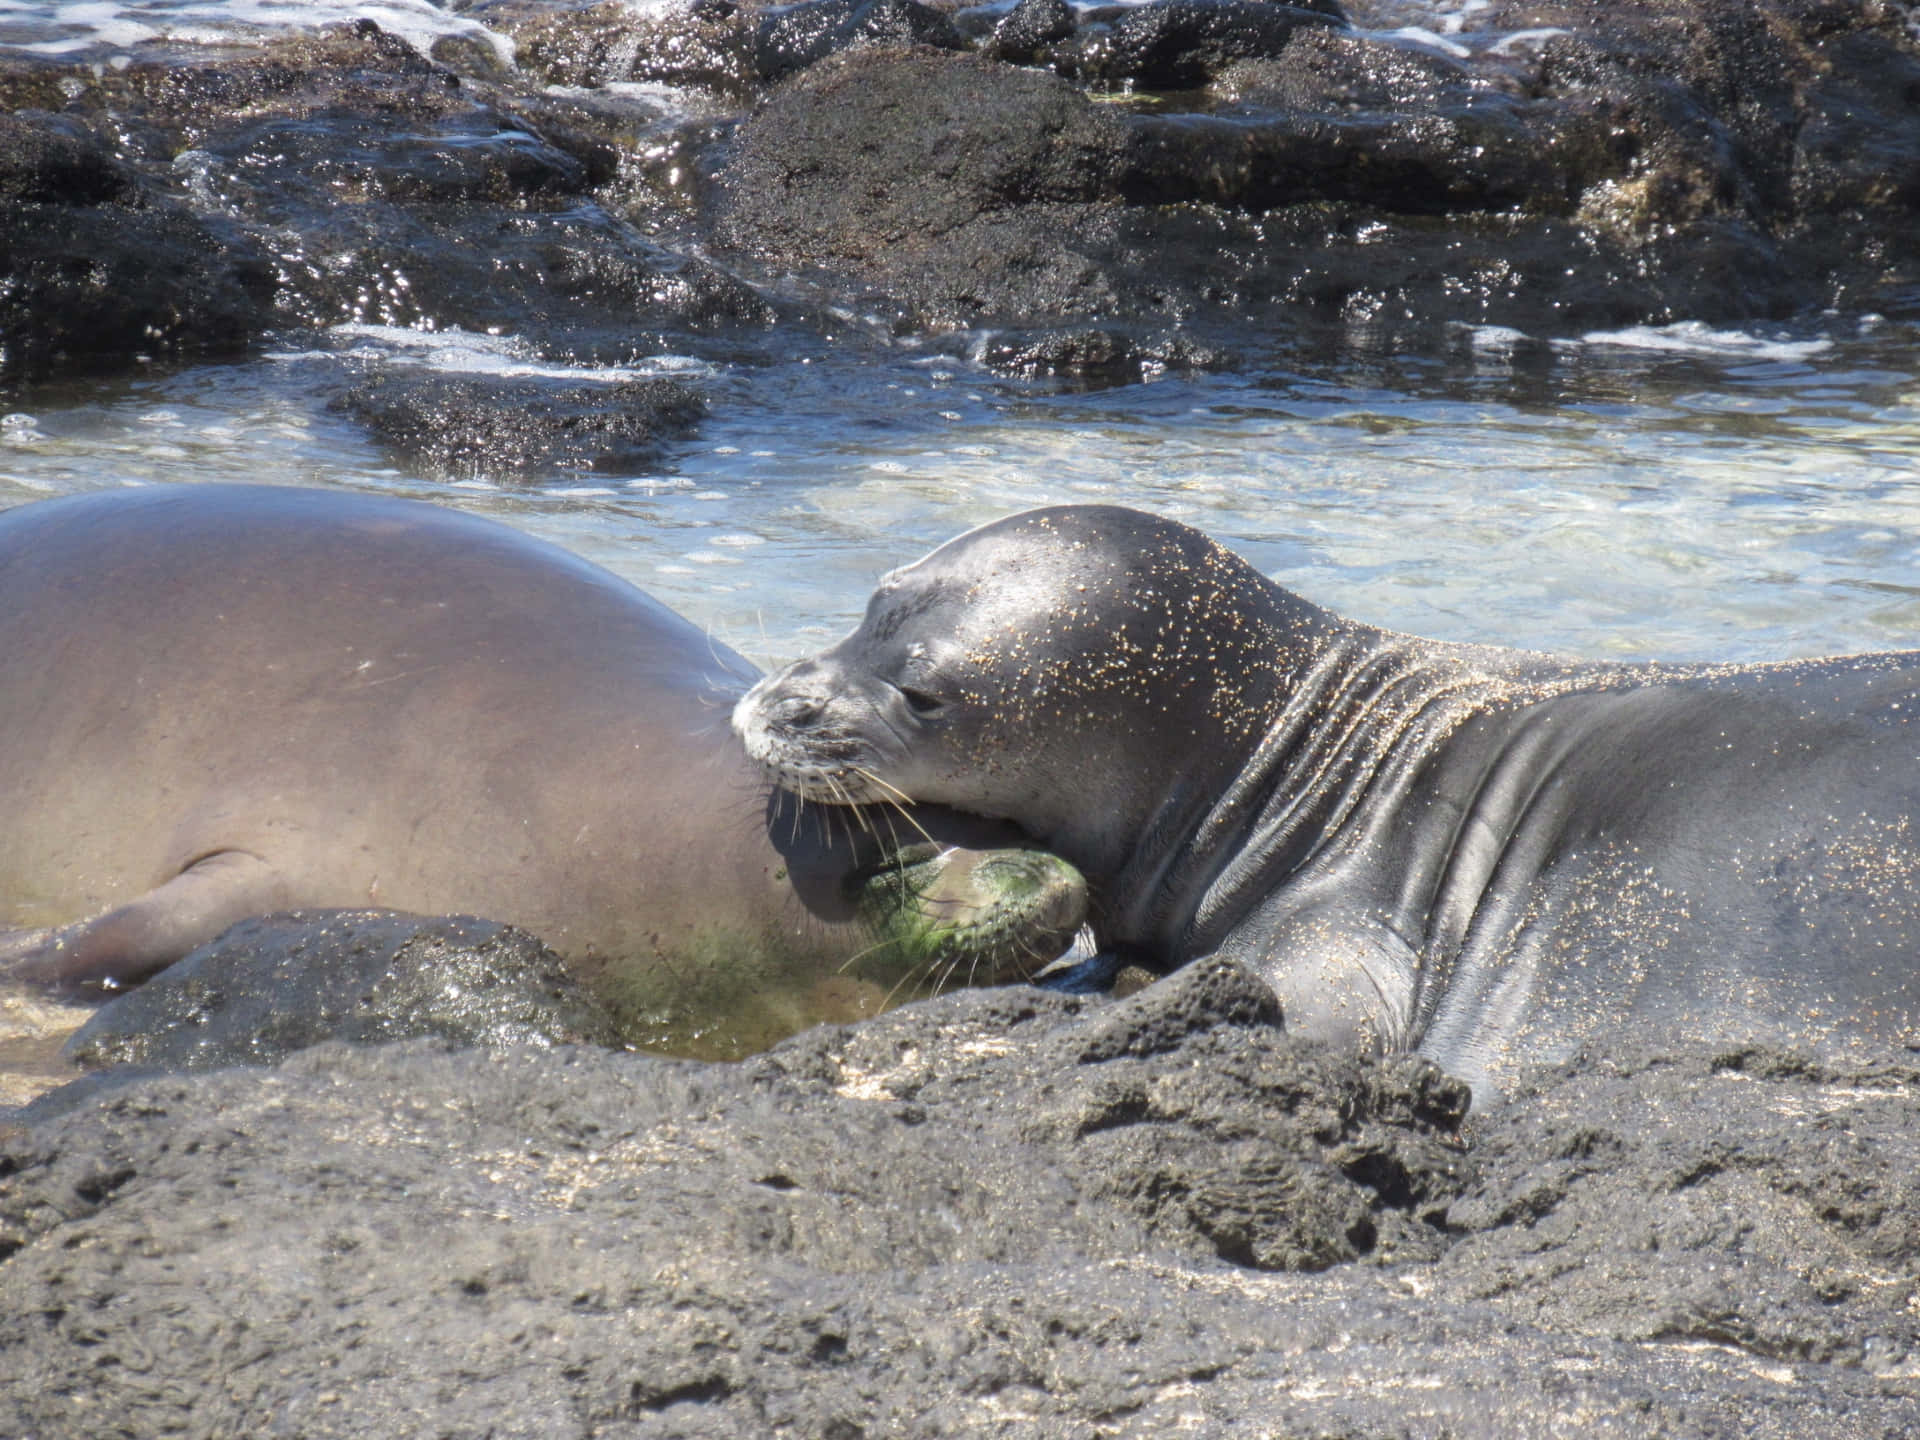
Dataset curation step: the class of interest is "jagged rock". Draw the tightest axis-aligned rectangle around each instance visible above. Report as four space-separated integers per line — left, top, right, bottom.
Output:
4 962 1916 1434
752 0 966 82
1059 0 1345 90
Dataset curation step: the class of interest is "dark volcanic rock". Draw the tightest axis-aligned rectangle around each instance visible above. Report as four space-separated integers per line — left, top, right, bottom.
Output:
4 956 1918 1435
719 46 1130 247
0 112 275 385
713 47 1134 325
0 112 130 203
1063 0 1345 90
980 0 1076 65
752 0 966 82
706 4 1920 340
977 325 1231 383
62 910 624 1077
1131 29 1620 216
0 201 275 386
1437 1044 1920 1371
7 0 1918 389
334 370 705 477
486 0 758 93
168 75 768 348
0 19 770 390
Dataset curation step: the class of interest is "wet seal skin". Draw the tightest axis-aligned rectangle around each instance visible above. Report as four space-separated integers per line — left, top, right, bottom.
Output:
0 484 1083 1055
735 503 1920 1103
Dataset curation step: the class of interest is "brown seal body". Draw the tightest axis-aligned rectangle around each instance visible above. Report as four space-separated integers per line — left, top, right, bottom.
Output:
735 504 1920 1100
0 485 1082 1056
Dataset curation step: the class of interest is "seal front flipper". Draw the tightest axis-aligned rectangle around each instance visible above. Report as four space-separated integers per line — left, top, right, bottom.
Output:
3 850 291 992
1228 900 1420 1058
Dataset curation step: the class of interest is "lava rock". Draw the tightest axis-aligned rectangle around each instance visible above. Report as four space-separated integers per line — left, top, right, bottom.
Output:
333 371 704 478
61 910 624 1079
0 19 768 390
713 47 1133 325
1063 0 1345 90
4 960 1917 1434
0 107 275 386
1435 1043 1920 1373
484 0 757 94
752 0 966 82
980 0 1076 64
5 0 1916 391
0 194 275 387
0 112 130 203
976 326 1231 384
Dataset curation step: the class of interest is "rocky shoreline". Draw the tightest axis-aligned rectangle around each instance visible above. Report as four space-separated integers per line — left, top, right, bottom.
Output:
4 953 1918 1435
3 0 1917 459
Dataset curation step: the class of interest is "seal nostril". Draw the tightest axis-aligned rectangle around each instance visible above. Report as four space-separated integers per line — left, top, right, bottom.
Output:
899 687 943 716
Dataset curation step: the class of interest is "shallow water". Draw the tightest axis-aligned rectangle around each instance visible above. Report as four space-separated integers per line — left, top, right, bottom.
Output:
3 316 1918 671
1 0 1918 668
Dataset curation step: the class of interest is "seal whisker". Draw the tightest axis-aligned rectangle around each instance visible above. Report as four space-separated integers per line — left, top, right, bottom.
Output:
850 766 917 810
835 932 907 976
878 954 937 1009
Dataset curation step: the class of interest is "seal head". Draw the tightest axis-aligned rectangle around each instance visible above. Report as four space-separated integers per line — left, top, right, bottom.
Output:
733 506 1320 879
733 505 1338 941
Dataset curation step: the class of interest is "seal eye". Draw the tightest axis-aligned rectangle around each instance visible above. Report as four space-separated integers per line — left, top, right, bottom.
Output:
899 685 944 716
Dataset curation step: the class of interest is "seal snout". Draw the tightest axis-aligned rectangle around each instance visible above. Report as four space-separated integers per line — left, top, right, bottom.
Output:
733 661 830 744
732 659 890 803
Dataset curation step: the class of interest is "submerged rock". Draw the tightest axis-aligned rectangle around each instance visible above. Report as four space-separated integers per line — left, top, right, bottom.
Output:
976 325 1231 384
334 370 705 477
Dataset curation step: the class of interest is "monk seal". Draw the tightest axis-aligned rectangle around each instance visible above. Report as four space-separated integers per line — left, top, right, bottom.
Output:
0 484 1084 1059
734 504 1920 1101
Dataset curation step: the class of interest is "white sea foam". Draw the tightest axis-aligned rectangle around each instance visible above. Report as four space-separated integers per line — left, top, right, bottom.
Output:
1486 27 1570 55
268 324 715 383
0 0 514 68
1356 0 1569 58
1569 322 1836 363
1456 324 1531 352
1373 26 1472 60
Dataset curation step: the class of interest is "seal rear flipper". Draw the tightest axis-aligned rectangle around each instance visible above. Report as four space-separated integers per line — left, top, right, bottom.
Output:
2 850 291 993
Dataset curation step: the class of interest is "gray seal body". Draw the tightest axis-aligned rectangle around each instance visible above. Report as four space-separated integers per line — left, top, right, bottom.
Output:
734 504 1920 1100
0 485 1082 1055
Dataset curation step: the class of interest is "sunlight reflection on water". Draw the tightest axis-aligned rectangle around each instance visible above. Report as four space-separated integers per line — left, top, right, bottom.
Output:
2 318 1917 671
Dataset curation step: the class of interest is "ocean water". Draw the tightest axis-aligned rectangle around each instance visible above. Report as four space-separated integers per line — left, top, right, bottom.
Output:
1 0 1917 672
4 317 1918 673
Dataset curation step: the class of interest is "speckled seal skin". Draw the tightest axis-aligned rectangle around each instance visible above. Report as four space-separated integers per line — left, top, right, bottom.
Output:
735 504 1920 1102
0 485 1084 1052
